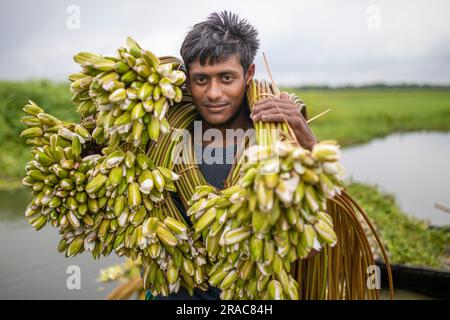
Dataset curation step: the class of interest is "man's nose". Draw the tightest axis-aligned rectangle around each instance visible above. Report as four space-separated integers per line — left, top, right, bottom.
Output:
206 79 222 101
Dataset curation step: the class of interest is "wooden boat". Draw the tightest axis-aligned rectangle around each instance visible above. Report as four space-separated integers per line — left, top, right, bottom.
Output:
376 259 450 299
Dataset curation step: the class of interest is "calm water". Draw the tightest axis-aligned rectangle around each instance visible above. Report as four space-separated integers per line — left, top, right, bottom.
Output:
0 189 123 299
342 131 450 227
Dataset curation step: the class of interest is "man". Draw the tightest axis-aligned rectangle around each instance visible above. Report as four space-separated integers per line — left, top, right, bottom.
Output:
149 11 318 300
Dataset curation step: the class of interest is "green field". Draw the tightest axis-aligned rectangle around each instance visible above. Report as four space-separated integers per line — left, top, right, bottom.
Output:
292 87 450 146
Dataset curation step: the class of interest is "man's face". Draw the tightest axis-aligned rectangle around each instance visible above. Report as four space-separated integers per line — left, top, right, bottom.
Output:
188 54 254 126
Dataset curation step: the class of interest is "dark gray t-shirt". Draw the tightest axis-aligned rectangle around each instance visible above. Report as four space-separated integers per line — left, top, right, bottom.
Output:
151 143 237 300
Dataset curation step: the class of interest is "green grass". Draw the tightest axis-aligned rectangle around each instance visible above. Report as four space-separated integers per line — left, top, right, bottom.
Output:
288 88 450 146
346 181 449 269
0 80 77 181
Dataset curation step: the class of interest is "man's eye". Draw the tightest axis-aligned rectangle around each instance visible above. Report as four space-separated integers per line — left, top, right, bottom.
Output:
222 75 233 82
196 77 206 84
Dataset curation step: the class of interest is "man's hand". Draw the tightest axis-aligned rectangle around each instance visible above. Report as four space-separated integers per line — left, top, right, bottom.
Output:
250 92 318 150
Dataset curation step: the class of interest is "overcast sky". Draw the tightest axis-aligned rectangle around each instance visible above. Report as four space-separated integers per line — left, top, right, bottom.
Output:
1 0 449 86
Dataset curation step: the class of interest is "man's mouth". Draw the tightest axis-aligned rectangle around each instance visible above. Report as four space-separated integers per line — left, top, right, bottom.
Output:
204 103 228 112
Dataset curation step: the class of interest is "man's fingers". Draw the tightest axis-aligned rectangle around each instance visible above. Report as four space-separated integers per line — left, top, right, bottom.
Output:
280 91 290 100
251 100 293 116
251 105 300 123
253 108 298 122
254 92 290 104
252 107 284 120
254 96 285 106
259 114 289 122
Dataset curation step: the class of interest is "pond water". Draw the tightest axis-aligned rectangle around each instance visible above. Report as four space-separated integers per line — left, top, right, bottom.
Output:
0 188 123 299
341 131 450 227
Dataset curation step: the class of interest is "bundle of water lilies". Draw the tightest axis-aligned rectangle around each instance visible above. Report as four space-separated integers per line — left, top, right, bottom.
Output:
19 37 393 300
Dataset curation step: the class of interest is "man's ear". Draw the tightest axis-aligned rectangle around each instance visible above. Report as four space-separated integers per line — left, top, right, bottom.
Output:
245 63 255 85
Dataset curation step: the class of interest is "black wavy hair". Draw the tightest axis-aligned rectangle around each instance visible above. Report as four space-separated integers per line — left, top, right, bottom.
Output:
180 11 260 73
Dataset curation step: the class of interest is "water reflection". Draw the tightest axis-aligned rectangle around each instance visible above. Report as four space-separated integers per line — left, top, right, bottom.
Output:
0 188 123 299
342 131 450 227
